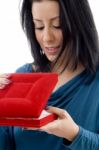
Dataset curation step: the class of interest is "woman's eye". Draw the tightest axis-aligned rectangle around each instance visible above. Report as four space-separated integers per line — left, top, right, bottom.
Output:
53 25 61 29
35 27 44 30
35 26 61 30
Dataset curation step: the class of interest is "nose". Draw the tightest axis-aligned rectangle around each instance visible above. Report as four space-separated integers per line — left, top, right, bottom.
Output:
43 27 54 43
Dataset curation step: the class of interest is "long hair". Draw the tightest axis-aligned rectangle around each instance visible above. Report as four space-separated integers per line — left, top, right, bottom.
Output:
20 0 99 73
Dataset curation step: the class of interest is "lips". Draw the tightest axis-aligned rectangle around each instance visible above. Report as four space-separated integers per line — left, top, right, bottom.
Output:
45 46 60 54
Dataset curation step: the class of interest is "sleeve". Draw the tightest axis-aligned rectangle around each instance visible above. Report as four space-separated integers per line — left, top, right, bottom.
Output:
62 126 99 150
0 127 13 150
15 63 34 73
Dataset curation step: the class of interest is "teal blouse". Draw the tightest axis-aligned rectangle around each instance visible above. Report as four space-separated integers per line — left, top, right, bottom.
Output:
0 63 99 150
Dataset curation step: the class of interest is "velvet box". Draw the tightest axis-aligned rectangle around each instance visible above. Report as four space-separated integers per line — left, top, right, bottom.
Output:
0 73 58 127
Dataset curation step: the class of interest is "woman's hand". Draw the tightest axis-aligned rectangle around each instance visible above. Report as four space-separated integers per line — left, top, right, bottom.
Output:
39 106 79 141
0 74 11 89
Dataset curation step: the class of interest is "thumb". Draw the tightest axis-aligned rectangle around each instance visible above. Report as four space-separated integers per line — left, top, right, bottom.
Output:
45 106 69 119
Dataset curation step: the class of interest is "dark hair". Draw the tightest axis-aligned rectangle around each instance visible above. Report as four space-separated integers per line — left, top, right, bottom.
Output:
20 0 99 73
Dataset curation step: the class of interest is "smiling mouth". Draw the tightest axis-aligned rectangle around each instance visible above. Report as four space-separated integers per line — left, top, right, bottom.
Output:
45 46 60 54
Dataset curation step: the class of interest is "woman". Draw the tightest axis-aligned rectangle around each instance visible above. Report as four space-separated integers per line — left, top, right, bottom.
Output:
0 0 99 149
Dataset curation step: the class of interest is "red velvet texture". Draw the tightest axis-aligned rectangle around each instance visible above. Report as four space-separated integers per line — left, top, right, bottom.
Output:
0 73 58 119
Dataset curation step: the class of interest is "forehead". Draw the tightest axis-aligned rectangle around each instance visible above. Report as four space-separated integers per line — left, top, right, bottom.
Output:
32 1 60 20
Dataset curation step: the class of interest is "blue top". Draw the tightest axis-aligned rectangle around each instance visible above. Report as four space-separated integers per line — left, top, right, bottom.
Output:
0 63 99 150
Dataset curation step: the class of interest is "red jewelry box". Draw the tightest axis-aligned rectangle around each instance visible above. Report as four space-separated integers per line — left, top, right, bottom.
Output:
0 73 58 127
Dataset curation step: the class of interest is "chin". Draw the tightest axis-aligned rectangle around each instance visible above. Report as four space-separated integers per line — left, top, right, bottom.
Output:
47 55 57 62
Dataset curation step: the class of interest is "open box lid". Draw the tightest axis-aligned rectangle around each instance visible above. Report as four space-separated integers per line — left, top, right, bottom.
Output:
0 73 58 119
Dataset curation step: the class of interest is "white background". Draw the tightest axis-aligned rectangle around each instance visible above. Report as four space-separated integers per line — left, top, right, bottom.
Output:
0 0 99 73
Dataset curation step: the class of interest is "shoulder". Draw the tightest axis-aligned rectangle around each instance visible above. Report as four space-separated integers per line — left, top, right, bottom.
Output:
95 66 99 82
15 63 34 73
88 66 99 89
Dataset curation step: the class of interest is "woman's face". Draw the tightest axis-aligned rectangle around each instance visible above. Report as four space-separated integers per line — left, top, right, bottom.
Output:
32 0 63 62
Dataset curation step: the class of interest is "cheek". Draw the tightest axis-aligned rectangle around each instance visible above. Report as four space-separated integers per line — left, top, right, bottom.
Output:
56 31 63 42
51 29 63 44
35 31 42 45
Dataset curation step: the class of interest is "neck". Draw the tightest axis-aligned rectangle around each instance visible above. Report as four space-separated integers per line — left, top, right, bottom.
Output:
52 64 85 93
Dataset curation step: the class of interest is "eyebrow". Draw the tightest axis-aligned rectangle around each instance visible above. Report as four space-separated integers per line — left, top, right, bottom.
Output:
33 16 60 22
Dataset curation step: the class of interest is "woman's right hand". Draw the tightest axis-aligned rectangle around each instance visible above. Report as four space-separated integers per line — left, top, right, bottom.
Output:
0 74 11 89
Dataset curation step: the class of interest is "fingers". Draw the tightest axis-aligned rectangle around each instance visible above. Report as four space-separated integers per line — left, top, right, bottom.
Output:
0 78 11 84
0 84 6 89
0 73 12 89
40 120 59 134
0 73 12 78
0 81 11 89
46 106 69 119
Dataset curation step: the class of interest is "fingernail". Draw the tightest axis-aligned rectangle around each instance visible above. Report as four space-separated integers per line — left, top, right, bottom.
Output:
4 80 12 85
0 85 5 89
7 80 12 83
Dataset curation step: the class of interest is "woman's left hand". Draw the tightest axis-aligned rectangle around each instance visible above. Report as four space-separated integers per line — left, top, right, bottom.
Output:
39 106 79 141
